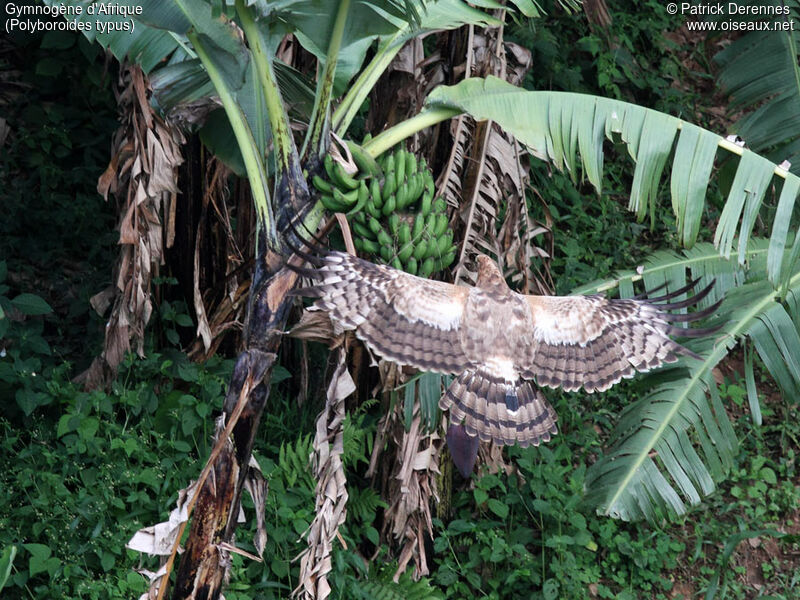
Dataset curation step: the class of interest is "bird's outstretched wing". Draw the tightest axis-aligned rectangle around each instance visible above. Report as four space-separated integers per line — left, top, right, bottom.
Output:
519 280 720 393
294 250 473 373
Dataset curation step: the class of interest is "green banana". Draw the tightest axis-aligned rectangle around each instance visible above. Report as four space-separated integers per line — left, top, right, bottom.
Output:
346 181 370 216
318 194 337 211
419 192 432 217
392 257 403 270
381 194 396 216
333 187 359 206
406 152 417 178
361 237 381 254
424 171 434 195
333 163 359 190
354 237 365 253
419 257 435 278
383 166 397 198
411 213 425 240
409 173 424 206
398 241 414 263
381 153 396 197
312 174 333 194
370 178 383 209
352 220 376 240
425 236 442 259
368 217 383 236
405 256 418 275
398 222 411 246
383 152 395 175
424 212 438 235
401 173 416 208
414 177 425 203
395 182 410 210
413 240 428 261
436 230 454 255
324 154 336 180
353 211 367 225
380 244 392 262
388 213 400 236
434 250 456 271
320 193 351 212
377 229 393 248
433 213 449 238
365 197 381 219
433 197 447 213
394 149 406 190
345 140 383 179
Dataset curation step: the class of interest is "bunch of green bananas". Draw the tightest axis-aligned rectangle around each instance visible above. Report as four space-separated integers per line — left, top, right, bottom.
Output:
352 148 455 277
312 146 456 277
312 154 370 215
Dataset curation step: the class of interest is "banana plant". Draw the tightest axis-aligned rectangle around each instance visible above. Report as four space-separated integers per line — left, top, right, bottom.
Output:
45 0 540 597
574 238 800 521
712 0 800 174
49 0 800 596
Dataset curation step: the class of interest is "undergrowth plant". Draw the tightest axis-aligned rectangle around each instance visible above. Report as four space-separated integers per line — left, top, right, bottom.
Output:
0 344 439 599
0 351 228 598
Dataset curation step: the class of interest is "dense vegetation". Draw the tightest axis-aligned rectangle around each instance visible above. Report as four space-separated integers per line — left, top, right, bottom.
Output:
2 2 799 599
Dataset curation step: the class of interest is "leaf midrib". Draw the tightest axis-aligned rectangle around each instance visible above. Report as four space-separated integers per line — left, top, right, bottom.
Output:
574 244 768 295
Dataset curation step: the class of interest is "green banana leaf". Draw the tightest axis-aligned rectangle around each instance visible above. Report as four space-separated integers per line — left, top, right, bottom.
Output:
574 239 800 521
424 76 800 288
713 1 800 173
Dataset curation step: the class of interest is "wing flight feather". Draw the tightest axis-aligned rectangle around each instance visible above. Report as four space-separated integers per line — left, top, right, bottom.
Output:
521 289 715 393
298 251 472 374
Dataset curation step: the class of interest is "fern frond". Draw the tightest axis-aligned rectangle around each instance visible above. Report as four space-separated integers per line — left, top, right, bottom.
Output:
343 398 379 467
355 572 445 600
348 487 388 523
278 434 315 490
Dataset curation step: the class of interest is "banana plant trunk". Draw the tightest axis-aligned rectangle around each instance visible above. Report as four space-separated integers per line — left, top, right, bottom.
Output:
170 1 342 594
172 240 299 598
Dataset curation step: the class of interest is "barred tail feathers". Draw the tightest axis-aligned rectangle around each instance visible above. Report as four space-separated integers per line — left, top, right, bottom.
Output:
440 369 558 447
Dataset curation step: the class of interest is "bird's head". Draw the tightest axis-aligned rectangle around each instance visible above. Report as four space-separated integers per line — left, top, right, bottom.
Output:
475 254 506 290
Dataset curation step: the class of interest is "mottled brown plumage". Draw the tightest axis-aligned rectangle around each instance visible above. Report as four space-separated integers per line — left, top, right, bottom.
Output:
294 251 717 448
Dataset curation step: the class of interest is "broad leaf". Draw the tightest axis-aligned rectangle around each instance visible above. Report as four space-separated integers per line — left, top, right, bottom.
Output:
257 0 418 90
0 546 16 592
333 0 502 133
713 2 800 174
11 294 53 316
425 77 800 284
45 0 292 167
41 0 182 73
576 239 800 521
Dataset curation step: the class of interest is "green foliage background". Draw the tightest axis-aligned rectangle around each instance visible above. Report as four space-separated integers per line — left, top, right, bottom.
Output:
2 2 799 599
